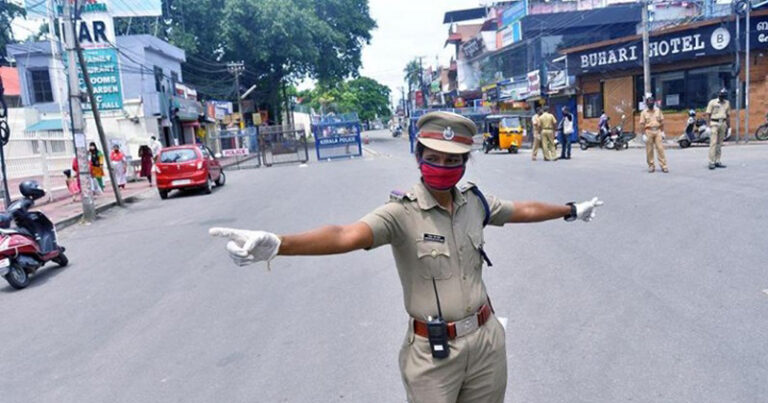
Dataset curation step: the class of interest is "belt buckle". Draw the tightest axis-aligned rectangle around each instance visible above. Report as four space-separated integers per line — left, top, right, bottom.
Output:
454 313 479 338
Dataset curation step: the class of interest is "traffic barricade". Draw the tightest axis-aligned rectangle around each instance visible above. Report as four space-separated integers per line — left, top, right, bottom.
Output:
311 113 363 160
211 128 261 169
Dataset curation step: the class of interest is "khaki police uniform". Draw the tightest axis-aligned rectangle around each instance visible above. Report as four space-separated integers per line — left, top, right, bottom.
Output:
359 111 514 402
706 98 730 165
538 111 557 161
531 113 542 160
361 182 514 403
639 107 667 171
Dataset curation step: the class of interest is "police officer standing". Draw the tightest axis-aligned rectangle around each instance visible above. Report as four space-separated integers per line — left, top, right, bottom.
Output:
538 105 558 161
706 88 730 170
639 96 668 173
531 107 543 161
210 111 604 403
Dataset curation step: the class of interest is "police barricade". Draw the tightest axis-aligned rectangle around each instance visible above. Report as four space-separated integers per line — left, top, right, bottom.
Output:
408 107 491 153
259 124 309 167
311 113 363 160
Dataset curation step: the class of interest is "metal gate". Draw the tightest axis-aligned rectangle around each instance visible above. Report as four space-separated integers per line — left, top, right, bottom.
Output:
259 124 309 167
209 127 262 169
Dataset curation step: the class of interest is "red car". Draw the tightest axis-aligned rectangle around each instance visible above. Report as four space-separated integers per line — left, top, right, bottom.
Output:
155 145 225 199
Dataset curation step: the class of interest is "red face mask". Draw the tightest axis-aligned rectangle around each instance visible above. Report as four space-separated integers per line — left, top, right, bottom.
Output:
419 160 465 191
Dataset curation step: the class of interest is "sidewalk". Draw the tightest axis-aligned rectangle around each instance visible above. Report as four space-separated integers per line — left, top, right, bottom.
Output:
38 179 156 228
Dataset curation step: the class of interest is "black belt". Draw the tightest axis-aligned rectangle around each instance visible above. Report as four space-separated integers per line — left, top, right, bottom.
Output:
712 119 726 123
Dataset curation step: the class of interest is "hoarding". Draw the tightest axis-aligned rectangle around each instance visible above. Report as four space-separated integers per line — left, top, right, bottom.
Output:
25 0 162 20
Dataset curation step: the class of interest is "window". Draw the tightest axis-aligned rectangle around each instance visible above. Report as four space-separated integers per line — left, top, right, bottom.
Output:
635 65 735 111
30 70 54 103
154 66 164 92
49 140 67 154
160 149 197 163
583 93 602 118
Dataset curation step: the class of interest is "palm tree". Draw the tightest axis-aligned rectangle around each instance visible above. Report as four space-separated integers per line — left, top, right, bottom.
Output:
403 59 422 111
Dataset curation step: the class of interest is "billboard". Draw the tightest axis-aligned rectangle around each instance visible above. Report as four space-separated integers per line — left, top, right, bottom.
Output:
24 0 162 20
498 0 527 48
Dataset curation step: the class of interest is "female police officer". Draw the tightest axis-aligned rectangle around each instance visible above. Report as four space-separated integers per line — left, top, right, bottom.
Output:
210 111 603 403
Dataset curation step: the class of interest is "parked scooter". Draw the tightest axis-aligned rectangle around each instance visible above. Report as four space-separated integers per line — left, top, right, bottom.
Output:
678 109 710 148
603 115 636 150
0 181 68 289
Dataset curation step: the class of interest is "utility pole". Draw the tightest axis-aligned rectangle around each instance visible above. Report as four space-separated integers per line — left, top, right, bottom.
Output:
227 61 245 129
0 78 11 208
642 0 652 99
74 19 123 206
745 1 751 142
62 0 96 221
418 57 426 109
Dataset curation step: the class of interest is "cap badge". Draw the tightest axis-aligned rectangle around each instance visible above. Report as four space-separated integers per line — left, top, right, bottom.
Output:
442 126 455 140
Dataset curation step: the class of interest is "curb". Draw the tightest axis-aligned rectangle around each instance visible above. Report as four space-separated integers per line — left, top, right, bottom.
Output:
55 188 156 231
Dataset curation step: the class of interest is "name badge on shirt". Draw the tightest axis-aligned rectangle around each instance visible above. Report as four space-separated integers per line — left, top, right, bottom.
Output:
423 233 446 243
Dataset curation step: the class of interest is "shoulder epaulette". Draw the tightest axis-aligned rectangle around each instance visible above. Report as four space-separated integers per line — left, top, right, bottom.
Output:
458 181 477 193
389 190 416 202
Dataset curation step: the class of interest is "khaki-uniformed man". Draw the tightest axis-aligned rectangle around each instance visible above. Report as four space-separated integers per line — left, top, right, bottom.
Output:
706 88 730 170
538 106 558 161
639 96 668 173
209 111 605 403
531 107 543 161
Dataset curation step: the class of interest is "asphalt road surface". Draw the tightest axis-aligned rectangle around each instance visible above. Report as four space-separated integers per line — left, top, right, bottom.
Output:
2 130 767 402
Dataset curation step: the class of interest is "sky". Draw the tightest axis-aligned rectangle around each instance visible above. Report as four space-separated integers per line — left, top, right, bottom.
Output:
10 0 487 103
342 0 485 102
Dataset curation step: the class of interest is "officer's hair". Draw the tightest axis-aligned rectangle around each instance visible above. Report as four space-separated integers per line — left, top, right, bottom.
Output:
415 143 470 163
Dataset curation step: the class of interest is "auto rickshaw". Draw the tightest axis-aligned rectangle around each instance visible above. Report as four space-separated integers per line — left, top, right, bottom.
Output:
482 114 526 154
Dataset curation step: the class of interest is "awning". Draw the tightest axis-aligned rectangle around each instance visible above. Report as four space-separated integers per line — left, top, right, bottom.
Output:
25 119 63 132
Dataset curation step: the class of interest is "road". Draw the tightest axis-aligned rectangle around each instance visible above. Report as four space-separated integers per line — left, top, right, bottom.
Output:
2 130 767 402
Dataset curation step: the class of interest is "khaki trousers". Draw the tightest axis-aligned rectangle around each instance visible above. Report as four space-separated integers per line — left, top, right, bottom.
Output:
400 315 507 403
709 122 726 164
541 129 556 160
645 129 667 170
531 133 542 160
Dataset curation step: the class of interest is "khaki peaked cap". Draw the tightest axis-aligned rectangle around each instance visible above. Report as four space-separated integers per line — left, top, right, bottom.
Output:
416 111 477 154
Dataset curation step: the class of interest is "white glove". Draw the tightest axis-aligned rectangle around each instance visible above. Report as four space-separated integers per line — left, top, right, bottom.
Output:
209 227 281 267
574 197 604 222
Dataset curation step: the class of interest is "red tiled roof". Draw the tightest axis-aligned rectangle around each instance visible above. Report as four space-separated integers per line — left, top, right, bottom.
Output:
0 67 20 96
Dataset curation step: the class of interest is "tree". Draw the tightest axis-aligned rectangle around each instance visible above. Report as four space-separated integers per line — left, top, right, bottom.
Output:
300 76 391 123
0 2 26 65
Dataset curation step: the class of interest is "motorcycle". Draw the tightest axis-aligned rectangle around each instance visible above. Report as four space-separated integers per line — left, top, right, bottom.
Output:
390 124 403 138
755 113 768 141
0 180 68 290
580 114 633 150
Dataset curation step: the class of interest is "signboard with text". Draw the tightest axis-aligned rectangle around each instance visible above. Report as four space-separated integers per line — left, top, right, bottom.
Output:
567 16 768 75
25 0 162 19
63 47 124 111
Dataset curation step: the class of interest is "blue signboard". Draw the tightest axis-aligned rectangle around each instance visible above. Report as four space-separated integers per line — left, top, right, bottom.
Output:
64 48 124 111
501 0 527 27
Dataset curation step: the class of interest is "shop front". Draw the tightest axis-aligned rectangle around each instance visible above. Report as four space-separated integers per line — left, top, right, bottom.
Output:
562 10 768 138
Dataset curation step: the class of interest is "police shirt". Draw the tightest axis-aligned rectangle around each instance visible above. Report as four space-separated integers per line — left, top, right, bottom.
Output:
538 112 557 131
640 108 664 130
360 182 515 322
706 99 730 121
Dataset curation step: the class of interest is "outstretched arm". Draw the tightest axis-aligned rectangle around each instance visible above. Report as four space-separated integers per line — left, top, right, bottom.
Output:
507 197 603 224
278 222 373 255
509 202 571 223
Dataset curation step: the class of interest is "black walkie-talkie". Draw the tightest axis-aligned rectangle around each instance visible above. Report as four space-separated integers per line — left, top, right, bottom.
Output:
427 277 450 359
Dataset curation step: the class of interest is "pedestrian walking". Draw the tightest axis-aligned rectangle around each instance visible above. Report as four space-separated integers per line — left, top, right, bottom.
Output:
109 144 128 189
538 106 558 161
88 142 105 193
63 169 80 202
150 136 163 162
639 96 668 173
209 111 604 403
138 145 153 186
559 106 574 160
531 107 543 161
706 88 730 170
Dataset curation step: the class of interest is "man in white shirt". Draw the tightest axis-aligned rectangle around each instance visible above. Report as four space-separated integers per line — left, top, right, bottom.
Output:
150 136 163 161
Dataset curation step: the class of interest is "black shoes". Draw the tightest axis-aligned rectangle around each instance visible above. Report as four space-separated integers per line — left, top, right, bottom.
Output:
715 162 727 168
708 164 716 170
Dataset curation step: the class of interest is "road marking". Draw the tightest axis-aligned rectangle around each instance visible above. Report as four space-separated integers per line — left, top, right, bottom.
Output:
498 316 508 330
